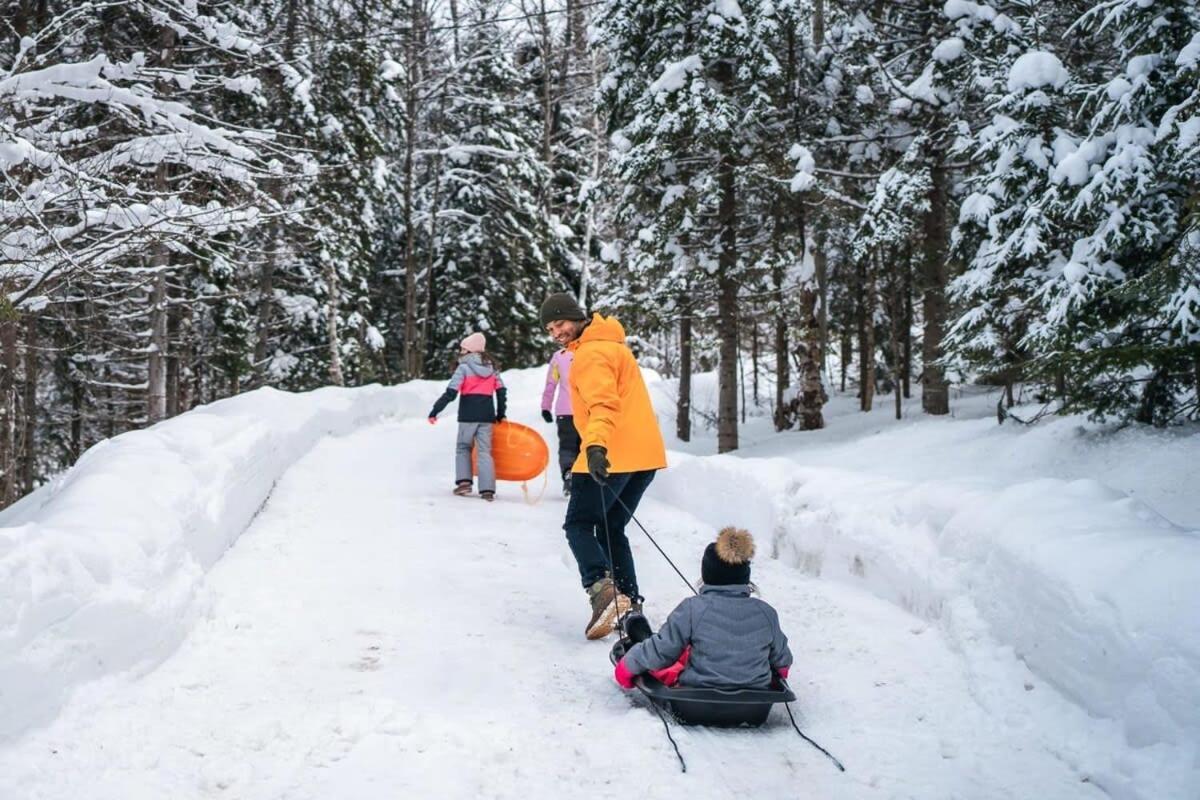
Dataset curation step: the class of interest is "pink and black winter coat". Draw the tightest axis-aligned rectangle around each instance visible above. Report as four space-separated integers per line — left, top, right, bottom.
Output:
428 353 507 423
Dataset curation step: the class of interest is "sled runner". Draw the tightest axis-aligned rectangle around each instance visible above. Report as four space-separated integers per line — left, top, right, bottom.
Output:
610 641 795 727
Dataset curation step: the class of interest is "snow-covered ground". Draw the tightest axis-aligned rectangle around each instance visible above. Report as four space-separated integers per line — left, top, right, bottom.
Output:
1 367 1196 799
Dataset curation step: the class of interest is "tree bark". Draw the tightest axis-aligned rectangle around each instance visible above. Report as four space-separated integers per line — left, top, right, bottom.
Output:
903 250 913 398
773 262 792 431
326 261 345 386
920 160 950 414
716 158 739 453
146 223 169 422
750 317 759 405
797 288 825 429
677 308 692 442
401 4 423 378
166 299 181 417
21 313 37 492
840 330 850 393
857 258 875 412
886 253 904 421
146 24 176 423
0 312 18 505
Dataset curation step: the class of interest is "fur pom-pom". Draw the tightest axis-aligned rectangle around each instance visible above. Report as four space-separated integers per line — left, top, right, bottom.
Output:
715 526 755 564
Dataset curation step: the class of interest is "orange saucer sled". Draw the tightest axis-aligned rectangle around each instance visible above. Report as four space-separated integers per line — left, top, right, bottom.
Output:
471 420 550 481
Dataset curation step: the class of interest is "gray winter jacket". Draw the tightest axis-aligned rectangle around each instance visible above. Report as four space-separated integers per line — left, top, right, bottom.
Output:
622 584 793 689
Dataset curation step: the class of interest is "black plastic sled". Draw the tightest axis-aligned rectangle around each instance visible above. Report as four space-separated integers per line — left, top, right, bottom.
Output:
610 643 796 727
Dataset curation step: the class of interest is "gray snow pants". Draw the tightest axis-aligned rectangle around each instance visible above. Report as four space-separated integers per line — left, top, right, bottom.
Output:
455 422 495 493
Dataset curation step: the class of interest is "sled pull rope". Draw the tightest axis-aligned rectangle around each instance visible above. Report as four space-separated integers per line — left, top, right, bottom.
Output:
637 683 686 772
520 467 548 506
783 701 845 772
603 486 697 597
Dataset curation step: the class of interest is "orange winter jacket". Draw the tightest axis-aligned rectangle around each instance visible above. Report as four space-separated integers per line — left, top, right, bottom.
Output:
567 313 667 474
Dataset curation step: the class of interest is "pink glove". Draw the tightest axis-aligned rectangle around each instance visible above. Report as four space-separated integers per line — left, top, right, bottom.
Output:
776 666 790 680
428 417 437 425
614 657 636 689
649 645 691 687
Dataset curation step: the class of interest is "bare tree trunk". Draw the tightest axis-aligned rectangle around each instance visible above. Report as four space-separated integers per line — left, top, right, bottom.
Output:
449 0 461 59
537 0 554 220
716 158 739 453
857 259 875 413
903 250 913 399
70 375 83 461
814 239 830 385
253 0 301 384
401 5 423 378
0 312 18 505
147 240 169 422
797 287 825 429
797 222 827 430
750 317 759 406
921 160 950 415
579 48 604 307
1194 352 1200 419
840 330 851 393
147 24 175 423
421 94 444 373
166 300 181 416
21 313 37 492
773 263 792 431
326 261 345 386
886 255 904 421
739 325 747 425
677 308 692 442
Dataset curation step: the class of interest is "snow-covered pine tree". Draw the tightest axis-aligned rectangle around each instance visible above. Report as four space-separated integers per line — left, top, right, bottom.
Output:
423 4 563 369
832 0 994 416
253 0 401 389
1030 0 1200 423
947 2 1086 411
595 0 789 452
0 0 279 493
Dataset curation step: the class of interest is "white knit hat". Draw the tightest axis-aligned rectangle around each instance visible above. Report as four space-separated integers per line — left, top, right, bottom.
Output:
460 332 486 353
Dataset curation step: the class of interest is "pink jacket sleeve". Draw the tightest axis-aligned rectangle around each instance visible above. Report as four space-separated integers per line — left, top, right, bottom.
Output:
541 355 559 412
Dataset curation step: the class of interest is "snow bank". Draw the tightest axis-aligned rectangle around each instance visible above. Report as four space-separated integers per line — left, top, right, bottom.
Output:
650 396 1200 798
0 383 428 740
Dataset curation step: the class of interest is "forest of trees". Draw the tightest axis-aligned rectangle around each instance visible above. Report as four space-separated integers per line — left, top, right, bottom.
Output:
1 0 1198 507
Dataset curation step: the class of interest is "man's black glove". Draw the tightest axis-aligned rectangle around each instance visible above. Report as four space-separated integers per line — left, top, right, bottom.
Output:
541 409 554 423
586 445 610 484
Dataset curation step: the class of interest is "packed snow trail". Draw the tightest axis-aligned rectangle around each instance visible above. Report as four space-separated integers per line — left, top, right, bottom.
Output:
0 410 1110 800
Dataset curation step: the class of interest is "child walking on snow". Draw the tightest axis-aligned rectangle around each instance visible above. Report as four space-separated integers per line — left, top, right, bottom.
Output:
427 332 507 501
613 527 792 689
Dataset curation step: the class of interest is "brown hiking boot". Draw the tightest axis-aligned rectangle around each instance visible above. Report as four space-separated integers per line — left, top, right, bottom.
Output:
453 481 472 496
585 578 632 640
480 490 495 502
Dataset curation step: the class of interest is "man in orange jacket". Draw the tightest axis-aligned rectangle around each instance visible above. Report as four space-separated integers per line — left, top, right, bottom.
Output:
539 293 667 640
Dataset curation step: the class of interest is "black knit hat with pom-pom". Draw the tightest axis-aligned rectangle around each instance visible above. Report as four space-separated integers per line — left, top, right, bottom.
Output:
701 527 755 586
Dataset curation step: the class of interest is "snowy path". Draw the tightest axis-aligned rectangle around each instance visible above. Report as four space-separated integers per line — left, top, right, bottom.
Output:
0 417 1106 799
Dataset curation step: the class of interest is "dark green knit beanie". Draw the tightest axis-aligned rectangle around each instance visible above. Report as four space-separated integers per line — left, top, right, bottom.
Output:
539 293 587 326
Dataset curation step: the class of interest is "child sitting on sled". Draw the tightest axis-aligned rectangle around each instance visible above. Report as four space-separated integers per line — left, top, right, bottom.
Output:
613 527 792 689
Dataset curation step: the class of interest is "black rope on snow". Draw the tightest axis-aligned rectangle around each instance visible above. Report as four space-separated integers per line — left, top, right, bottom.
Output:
601 482 686 772
604 487 698 597
783 703 846 773
637 684 686 773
